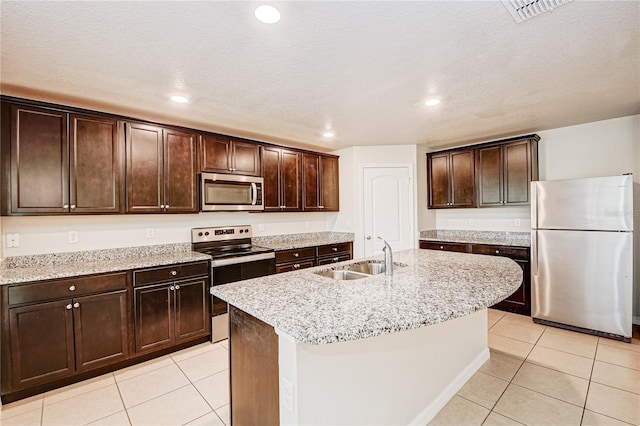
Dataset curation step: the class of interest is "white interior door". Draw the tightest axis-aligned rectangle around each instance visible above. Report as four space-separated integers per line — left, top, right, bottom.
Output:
363 166 413 257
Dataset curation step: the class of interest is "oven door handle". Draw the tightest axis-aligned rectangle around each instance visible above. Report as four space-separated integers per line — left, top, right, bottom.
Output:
250 182 258 205
211 252 275 267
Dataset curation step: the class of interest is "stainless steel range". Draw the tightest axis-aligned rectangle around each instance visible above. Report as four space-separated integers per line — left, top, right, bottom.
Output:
191 225 275 342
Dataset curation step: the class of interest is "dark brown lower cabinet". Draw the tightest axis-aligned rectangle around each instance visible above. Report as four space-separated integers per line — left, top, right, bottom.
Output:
274 242 354 273
134 278 209 354
7 290 129 390
419 240 531 316
230 305 279 426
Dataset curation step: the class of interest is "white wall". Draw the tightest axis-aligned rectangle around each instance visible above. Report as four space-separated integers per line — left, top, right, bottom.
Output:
330 145 418 259
0 212 332 256
416 144 436 232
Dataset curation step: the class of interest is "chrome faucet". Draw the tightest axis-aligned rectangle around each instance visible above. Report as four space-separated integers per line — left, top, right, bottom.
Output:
377 237 393 276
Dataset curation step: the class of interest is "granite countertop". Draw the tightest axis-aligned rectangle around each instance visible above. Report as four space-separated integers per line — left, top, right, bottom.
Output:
419 230 530 247
211 248 522 345
0 243 211 285
253 231 355 251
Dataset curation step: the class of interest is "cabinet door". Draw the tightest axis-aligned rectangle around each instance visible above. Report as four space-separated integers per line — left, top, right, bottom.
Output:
10 105 69 213
449 150 475 207
70 115 122 213
261 146 283 211
73 290 129 372
9 300 75 389
231 141 261 176
164 129 198 213
126 123 164 213
427 153 449 208
503 140 531 205
199 134 231 173
134 284 174 353
477 145 503 207
281 149 302 211
491 260 531 316
320 155 339 211
174 279 209 343
302 153 320 210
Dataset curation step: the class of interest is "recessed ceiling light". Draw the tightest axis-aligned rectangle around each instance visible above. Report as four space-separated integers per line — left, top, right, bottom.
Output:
323 131 335 138
170 95 189 104
425 98 441 107
255 5 280 24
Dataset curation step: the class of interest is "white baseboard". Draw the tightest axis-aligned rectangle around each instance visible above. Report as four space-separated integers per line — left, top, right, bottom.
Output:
410 347 490 425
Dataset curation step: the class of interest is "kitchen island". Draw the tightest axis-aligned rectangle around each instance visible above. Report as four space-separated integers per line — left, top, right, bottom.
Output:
211 248 522 425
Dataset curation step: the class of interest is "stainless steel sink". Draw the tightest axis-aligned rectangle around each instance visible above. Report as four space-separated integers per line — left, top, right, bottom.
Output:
314 270 371 280
345 261 386 275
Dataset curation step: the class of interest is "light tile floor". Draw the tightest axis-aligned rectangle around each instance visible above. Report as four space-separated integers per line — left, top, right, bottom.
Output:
1 310 638 426
431 309 640 426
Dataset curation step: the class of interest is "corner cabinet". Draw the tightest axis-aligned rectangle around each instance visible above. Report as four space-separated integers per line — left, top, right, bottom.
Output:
302 153 339 211
1 102 124 215
476 136 539 207
126 123 198 213
419 240 531 316
427 148 476 208
199 134 261 176
1 272 129 393
261 146 302 212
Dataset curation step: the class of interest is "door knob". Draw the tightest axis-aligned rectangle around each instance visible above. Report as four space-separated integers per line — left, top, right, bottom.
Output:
366 236 371 240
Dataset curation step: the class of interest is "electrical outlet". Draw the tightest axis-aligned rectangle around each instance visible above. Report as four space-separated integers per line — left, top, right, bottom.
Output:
6 233 20 248
68 231 79 244
281 377 294 413
515 219 521 227
146 228 155 239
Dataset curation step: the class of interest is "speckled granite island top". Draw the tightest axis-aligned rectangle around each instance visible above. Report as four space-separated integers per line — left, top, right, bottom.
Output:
420 229 530 247
211 248 522 345
253 231 354 251
0 243 210 285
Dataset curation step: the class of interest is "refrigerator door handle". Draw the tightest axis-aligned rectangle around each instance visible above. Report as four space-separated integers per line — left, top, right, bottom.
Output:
531 231 538 276
531 182 537 228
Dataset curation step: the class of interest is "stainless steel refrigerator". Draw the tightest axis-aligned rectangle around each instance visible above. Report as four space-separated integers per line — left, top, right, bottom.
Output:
531 175 634 341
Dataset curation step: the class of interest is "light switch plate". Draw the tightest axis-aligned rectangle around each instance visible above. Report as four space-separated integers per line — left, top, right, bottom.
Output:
515 219 521 227
6 233 19 248
146 228 155 239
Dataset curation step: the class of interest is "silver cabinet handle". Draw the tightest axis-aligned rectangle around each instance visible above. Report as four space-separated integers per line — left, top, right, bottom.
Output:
170 285 175 291
366 236 371 240
70 204 76 209
160 205 165 209
66 304 72 310
495 250 500 254
319 205 325 209
69 285 76 291
440 245 444 249
332 247 338 252
171 270 177 276
164 205 170 209
73 302 80 308
175 284 180 290
63 204 69 208
293 264 300 269
293 253 299 258
333 257 339 262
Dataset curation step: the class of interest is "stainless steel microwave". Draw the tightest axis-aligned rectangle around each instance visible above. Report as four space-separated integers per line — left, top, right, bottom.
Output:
200 173 264 211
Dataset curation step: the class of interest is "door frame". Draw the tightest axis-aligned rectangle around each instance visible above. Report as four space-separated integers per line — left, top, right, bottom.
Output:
359 163 416 259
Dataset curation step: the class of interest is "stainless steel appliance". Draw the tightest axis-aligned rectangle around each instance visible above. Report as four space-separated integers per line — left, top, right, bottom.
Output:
191 225 275 342
531 175 634 341
200 173 264 211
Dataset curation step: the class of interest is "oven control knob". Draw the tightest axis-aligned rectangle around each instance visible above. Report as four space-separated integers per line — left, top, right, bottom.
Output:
205 232 210 236
244 228 249 233
239 229 244 233
198 232 203 237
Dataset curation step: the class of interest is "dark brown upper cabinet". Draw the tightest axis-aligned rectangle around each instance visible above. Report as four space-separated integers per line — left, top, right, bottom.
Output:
427 148 476 208
261 146 302 212
2 103 123 215
476 136 539 207
302 153 339 212
126 123 197 213
199 134 261 176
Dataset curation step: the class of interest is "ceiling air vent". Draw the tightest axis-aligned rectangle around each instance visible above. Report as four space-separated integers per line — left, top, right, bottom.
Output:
501 0 573 23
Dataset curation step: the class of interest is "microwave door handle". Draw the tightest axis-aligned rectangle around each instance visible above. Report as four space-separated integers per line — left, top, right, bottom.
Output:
251 183 257 205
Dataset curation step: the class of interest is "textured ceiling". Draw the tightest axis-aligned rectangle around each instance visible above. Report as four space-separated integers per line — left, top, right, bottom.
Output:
1 1 638 151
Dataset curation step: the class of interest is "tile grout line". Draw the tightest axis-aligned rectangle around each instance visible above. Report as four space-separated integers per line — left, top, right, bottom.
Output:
111 372 133 426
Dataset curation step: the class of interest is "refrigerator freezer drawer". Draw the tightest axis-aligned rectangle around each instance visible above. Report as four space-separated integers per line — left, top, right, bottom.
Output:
531 229 633 338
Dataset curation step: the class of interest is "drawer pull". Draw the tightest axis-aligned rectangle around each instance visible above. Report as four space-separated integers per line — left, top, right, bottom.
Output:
333 257 339 262
293 253 299 258
69 285 76 292
332 247 338 252
175 284 180 290
66 304 72 310
170 285 175 291
171 270 177 276
293 264 300 269
495 250 500 254
440 245 444 249
73 302 80 308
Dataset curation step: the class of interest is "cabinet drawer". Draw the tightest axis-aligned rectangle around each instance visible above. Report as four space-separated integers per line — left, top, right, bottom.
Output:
8 272 127 306
419 241 469 253
133 261 209 287
470 244 529 260
275 247 315 264
316 242 352 257
316 253 351 266
275 260 315 274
